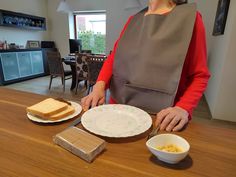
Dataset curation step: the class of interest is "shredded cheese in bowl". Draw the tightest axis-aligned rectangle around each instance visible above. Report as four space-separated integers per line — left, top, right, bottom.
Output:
156 144 183 153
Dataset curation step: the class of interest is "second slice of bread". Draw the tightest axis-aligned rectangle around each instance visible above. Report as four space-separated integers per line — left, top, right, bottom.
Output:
27 98 68 118
48 105 75 120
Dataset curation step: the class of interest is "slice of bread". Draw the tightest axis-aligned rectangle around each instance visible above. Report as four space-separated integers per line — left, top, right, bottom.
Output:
27 98 68 118
48 105 75 120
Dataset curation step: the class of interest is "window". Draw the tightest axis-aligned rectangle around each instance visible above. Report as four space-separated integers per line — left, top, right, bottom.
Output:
74 11 106 54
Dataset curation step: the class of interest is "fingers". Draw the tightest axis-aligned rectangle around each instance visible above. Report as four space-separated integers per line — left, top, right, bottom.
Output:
173 118 188 132
155 108 171 126
81 96 87 108
81 96 87 104
81 95 105 111
155 107 189 132
98 97 105 105
166 116 181 132
91 96 99 108
159 113 175 131
83 96 93 111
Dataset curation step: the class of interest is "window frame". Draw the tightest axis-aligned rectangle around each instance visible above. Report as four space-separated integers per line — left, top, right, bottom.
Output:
73 10 106 40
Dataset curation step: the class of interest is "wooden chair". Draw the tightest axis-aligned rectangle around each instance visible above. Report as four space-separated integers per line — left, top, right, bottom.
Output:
86 55 106 94
46 51 72 92
75 53 89 94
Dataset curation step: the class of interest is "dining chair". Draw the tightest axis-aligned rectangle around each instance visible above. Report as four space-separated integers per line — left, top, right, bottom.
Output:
86 54 106 95
75 53 89 94
81 50 92 54
46 51 72 92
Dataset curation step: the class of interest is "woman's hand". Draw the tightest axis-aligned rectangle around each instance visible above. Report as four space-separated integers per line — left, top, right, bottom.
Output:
81 81 106 111
155 106 189 132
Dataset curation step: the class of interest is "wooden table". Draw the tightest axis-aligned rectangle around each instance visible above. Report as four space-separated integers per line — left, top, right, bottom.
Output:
0 88 235 177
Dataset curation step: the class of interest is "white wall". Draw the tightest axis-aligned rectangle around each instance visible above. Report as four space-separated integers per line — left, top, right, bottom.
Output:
47 0 70 56
191 0 236 122
208 1 236 122
0 0 49 46
215 18 236 121
47 0 144 57
189 0 218 54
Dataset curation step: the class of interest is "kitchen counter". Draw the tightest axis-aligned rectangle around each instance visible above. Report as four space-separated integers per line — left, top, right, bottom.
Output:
0 48 42 52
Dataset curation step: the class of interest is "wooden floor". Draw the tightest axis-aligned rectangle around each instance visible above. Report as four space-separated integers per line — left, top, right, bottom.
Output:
4 76 236 129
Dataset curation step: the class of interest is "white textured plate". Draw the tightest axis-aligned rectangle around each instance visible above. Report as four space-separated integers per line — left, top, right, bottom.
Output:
81 104 152 138
27 101 82 123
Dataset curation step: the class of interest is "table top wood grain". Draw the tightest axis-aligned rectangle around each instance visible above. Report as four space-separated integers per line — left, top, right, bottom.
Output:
0 88 235 177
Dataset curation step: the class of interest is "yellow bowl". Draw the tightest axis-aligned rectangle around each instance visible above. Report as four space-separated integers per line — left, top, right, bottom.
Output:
146 134 190 164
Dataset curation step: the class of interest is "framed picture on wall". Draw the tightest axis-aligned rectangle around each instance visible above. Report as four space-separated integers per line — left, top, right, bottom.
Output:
26 40 40 48
213 0 231 36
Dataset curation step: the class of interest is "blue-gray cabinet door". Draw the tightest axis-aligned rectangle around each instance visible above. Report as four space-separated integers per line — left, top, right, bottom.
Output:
31 51 44 74
0 53 20 81
17 52 33 77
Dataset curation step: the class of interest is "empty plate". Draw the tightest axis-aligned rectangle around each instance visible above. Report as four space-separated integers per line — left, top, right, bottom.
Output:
81 104 152 138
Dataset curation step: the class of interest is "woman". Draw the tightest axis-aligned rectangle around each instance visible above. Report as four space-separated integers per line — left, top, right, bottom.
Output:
81 0 210 132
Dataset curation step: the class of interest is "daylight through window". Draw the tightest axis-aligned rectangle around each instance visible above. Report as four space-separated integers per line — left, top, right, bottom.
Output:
74 12 106 54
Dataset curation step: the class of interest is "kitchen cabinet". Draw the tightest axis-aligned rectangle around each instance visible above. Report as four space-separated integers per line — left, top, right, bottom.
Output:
17 52 33 77
31 51 44 74
0 49 45 85
1 52 20 81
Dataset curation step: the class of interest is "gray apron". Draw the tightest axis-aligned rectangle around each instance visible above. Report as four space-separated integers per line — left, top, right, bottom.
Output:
110 3 197 114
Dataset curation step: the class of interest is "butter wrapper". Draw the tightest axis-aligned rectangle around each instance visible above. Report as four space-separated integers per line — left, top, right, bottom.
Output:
53 127 106 163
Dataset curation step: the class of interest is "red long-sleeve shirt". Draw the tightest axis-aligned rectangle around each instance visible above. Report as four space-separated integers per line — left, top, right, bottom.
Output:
97 12 210 118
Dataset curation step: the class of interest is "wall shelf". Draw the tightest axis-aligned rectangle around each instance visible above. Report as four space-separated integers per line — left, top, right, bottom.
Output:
0 9 46 31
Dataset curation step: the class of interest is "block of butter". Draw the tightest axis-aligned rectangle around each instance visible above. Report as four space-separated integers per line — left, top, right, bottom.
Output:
53 127 106 163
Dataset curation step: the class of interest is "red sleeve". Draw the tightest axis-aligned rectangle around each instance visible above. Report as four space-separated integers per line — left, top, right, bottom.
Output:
175 12 211 117
97 16 134 87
